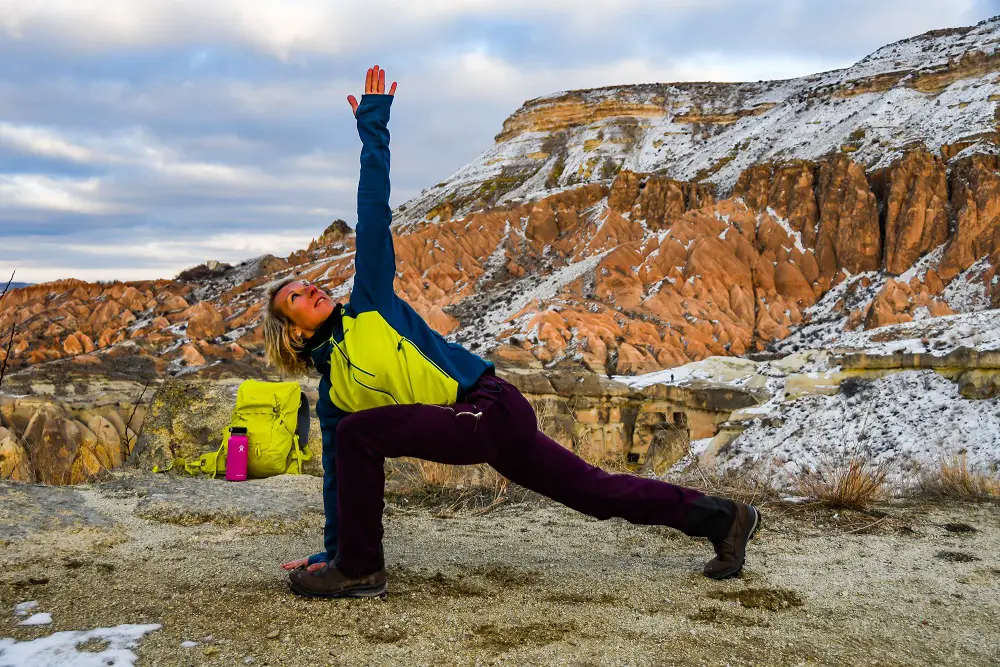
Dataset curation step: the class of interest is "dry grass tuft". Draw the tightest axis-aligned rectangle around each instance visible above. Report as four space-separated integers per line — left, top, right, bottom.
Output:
673 459 779 506
916 453 1000 500
385 458 531 514
795 455 890 511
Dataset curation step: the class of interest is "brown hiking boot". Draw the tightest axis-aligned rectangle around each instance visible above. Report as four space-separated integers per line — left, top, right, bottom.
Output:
703 502 761 580
288 563 388 598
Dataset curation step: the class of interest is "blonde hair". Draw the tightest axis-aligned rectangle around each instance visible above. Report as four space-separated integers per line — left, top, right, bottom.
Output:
263 277 310 376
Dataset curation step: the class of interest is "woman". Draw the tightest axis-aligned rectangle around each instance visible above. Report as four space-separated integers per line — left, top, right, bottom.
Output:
268 66 761 599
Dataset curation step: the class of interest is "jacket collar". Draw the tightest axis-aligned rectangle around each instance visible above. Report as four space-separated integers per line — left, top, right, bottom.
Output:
303 303 343 353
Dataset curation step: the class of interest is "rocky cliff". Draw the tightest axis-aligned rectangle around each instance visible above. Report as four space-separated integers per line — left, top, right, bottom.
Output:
399 18 1000 222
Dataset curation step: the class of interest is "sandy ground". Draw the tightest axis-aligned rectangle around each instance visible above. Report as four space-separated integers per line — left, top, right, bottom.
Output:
1 472 999 667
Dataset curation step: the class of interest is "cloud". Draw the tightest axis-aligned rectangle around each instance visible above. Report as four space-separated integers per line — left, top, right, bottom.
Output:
0 1 727 57
0 0 996 282
0 175 121 215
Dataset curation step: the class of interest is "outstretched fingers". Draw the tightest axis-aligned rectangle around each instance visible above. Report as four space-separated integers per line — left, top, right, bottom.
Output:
349 65 397 115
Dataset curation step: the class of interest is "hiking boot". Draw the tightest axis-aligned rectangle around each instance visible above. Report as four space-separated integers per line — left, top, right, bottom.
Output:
287 563 388 598
703 502 762 580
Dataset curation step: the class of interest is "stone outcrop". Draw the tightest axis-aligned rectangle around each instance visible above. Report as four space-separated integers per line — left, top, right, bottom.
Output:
183 301 224 340
0 426 33 482
878 149 950 276
815 156 882 285
607 171 714 229
940 154 1000 280
0 371 153 484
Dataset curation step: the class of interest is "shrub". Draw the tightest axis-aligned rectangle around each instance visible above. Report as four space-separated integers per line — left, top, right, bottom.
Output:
915 453 1000 500
795 455 889 510
674 459 778 506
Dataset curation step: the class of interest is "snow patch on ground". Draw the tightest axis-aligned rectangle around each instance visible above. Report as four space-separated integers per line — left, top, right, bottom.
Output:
721 370 1000 480
0 624 161 667
17 613 51 627
13 602 38 617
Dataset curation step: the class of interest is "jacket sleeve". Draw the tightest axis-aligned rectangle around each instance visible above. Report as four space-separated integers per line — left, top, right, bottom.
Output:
319 418 341 562
351 94 396 310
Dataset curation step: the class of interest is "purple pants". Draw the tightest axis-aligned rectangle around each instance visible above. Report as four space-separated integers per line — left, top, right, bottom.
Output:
334 372 733 576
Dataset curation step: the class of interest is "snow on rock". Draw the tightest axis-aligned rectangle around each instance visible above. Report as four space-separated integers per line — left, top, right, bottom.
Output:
720 371 1000 480
399 17 1000 223
613 355 759 389
832 308 1000 355
455 250 611 351
772 272 888 353
943 258 994 312
0 624 161 667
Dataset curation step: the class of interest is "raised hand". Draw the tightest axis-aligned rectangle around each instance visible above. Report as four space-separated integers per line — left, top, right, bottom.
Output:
348 65 397 117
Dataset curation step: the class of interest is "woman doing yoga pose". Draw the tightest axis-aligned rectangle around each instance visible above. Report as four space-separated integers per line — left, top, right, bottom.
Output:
267 66 761 598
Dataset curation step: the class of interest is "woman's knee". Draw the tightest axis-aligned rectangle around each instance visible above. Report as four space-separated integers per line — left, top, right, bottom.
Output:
335 413 370 448
497 387 538 447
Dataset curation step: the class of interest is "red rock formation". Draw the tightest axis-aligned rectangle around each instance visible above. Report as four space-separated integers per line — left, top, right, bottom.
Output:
940 154 1000 280
184 302 224 340
815 156 882 285
879 149 949 275
1 148 999 381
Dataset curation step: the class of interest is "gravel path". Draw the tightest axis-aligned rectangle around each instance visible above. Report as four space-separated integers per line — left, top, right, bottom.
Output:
1 473 999 666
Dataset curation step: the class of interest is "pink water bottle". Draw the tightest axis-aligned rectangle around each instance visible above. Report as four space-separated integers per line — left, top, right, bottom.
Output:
226 426 249 481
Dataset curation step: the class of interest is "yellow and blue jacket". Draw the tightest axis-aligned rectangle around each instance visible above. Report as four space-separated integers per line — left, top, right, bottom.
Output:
304 94 493 564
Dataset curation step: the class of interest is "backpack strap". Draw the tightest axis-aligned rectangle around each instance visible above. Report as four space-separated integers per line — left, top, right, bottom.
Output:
152 442 225 477
296 391 311 450
185 441 227 478
286 433 312 474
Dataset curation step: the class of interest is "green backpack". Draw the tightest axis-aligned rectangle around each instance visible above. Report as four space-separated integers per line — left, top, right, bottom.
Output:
155 380 313 478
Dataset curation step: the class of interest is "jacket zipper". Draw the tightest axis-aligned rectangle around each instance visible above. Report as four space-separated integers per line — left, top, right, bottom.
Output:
332 336 398 404
332 337 376 377
397 336 450 378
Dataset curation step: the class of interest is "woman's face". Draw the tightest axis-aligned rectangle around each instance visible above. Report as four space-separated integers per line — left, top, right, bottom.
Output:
274 280 336 336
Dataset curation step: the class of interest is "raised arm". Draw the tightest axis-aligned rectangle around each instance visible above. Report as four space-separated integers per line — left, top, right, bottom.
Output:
348 65 398 310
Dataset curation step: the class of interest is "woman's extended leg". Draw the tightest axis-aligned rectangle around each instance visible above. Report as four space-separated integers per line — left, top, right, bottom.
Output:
479 377 739 542
478 376 761 579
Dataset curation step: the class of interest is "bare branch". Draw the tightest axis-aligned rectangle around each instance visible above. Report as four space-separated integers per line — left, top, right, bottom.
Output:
0 270 14 305
122 378 153 453
0 270 16 392
0 320 15 392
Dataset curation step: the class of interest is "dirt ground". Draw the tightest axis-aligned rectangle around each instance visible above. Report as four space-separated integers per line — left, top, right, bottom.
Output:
1 472 999 666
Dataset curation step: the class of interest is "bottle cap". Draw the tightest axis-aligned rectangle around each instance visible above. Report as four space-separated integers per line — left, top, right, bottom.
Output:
230 426 248 434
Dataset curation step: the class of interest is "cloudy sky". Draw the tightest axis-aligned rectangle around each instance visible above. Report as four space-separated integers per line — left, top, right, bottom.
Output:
2 1 998 284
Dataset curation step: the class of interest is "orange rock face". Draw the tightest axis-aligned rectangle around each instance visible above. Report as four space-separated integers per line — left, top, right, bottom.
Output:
184 302 225 340
815 156 882 285
1 149 999 381
940 154 1000 280
879 149 949 276
0 426 34 482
